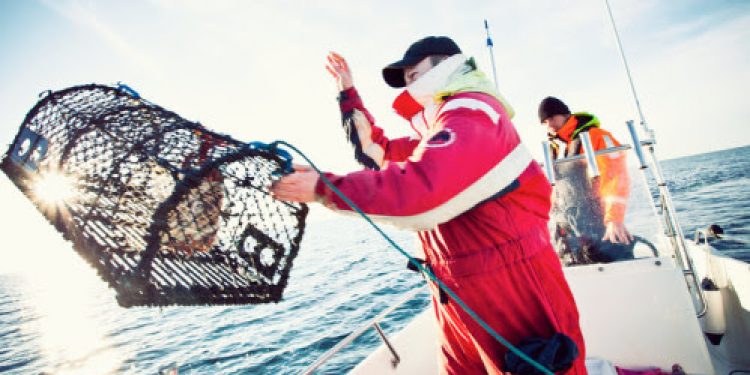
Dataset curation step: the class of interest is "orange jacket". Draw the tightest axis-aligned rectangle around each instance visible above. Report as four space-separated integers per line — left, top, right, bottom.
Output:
556 113 630 224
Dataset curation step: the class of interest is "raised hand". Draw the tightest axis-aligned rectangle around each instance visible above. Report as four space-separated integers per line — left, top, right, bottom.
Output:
326 51 353 91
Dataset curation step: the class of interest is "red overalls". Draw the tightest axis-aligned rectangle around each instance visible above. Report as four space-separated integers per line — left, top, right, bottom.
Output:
318 74 587 373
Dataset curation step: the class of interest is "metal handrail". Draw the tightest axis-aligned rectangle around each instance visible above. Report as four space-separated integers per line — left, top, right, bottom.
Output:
548 144 632 164
626 121 708 318
301 286 428 374
541 141 556 185
579 132 601 178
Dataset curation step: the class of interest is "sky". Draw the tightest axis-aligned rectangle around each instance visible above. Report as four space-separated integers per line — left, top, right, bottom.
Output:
0 0 748 273
0 0 748 169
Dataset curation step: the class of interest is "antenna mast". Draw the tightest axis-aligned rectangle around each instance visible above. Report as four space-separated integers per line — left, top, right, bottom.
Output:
604 0 651 135
484 20 499 89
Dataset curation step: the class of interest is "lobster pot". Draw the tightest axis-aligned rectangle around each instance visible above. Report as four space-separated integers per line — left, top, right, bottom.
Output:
1 84 308 307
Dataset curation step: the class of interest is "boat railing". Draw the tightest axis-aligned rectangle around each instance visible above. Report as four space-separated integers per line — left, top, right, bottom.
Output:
627 120 708 318
301 286 427 374
540 123 708 318
543 144 632 166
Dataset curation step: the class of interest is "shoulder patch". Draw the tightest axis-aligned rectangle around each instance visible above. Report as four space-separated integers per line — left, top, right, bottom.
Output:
425 129 456 148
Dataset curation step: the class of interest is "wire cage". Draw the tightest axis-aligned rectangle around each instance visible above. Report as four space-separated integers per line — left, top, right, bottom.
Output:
1 84 308 307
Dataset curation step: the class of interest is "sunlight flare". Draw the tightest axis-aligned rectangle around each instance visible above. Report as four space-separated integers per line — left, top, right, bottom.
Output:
31 170 77 207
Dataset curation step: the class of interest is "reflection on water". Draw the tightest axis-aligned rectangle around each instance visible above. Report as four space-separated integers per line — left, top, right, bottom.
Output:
14 250 125 374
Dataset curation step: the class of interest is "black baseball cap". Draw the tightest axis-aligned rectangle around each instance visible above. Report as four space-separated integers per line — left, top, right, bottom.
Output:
382 36 462 88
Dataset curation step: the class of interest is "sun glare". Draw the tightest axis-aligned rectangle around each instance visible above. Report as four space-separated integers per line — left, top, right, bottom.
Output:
32 170 77 207
19 265 126 375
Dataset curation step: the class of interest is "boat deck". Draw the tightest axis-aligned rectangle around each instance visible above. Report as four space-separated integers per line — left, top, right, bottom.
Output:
351 257 716 374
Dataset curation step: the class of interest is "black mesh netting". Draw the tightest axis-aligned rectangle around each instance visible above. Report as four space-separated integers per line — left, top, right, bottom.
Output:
1 83 308 307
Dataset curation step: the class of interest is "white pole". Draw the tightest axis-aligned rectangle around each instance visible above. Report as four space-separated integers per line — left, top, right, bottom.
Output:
603 0 651 136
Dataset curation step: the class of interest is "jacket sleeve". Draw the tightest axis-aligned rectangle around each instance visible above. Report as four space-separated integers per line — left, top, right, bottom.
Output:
591 129 630 224
338 87 418 169
318 93 534 230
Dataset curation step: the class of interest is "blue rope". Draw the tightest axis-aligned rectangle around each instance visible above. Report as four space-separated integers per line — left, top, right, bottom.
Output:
116 82 141 99
271 140 553 375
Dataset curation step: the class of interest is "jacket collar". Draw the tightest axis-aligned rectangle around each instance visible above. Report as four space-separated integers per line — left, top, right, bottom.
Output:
556 112 599 142
556 116 578 143
392 54 467 120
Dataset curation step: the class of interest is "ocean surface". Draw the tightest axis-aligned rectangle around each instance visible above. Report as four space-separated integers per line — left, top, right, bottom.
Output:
1 145 748 374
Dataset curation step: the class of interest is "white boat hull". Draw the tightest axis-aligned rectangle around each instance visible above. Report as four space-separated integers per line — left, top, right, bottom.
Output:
687 242 750 374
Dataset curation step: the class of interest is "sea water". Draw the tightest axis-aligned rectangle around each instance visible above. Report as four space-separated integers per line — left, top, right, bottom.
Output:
1 145 748 374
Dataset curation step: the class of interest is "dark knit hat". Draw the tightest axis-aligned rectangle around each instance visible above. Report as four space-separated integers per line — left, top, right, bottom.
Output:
382 36 462 88
538 96 571 123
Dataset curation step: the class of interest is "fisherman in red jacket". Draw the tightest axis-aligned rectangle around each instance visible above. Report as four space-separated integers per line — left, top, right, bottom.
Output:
539 96 635 265
273 37 587 374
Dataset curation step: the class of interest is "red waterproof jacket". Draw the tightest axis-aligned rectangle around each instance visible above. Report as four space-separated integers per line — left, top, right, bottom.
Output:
316 80 551 257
